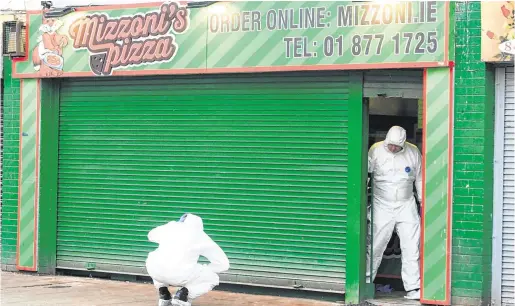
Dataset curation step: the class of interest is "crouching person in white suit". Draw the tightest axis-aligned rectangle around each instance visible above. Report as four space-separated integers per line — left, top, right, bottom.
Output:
146 213 230 306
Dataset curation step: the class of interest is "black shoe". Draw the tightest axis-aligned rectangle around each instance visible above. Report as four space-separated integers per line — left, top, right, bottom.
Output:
158 287 172 306
159 287 171 300
174 287 189 302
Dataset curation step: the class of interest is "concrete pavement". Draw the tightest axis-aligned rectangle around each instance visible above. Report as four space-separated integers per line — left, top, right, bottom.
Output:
0 272 343 306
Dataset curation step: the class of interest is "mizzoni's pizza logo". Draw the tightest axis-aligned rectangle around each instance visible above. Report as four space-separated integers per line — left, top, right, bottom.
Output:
69 2 189 76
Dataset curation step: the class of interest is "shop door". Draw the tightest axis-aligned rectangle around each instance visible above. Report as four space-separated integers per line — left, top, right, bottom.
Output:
56 72 352 292
494 66 515 306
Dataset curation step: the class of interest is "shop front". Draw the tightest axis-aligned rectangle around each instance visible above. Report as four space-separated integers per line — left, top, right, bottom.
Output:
8 1 455 305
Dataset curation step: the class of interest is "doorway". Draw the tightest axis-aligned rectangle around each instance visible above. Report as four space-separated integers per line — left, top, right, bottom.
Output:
366 97 422 305
362 70 424 305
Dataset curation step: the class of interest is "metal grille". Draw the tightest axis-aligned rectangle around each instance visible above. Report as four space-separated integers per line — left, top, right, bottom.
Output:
2 21 26 56
502 66 515 306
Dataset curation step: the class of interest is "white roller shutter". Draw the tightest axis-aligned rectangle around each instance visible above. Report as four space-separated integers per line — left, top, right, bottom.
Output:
494 66 515 306
502 66 515 306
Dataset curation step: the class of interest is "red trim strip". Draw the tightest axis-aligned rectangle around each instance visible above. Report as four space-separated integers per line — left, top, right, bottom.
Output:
420 68 427 302
13 62 447 79
444 65 454 305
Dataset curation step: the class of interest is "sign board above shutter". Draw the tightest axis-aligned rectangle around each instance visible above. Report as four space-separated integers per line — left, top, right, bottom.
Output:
13 1 451 78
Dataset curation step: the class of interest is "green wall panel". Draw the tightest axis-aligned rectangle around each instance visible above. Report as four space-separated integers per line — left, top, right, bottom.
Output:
1 57 20 270
38 79 60 274
451 2 495 305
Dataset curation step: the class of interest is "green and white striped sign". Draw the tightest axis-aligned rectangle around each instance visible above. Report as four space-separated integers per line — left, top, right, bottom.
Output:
421 67 453 305
14 1 449 78
17 79 39 271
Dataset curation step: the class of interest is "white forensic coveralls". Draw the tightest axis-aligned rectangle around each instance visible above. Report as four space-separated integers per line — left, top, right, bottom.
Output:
366 126 422 292
145 214 230 300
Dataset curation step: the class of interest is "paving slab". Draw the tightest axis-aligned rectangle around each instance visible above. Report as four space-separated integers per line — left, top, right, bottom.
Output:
0 272 343 306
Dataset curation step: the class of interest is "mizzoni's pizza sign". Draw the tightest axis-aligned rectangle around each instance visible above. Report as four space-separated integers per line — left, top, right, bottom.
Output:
69 2 189 75
13 1 451 78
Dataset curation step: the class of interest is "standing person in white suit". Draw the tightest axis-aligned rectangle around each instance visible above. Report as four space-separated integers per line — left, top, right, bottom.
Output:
146 213 230 306
367 126 422 300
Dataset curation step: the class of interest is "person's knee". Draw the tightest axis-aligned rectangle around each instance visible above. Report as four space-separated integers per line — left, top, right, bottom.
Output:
209 271 220 286
199 267 219 285
159 287 171 300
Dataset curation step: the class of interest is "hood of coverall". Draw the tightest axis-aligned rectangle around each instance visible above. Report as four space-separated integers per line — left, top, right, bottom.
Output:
180 213 204 231
384 126 407 149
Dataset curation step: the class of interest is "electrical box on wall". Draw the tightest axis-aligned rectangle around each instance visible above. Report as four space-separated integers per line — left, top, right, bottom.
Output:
2 21 26 58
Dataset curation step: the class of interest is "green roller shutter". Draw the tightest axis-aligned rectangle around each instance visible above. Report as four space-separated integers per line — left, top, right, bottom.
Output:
56 72 351 292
